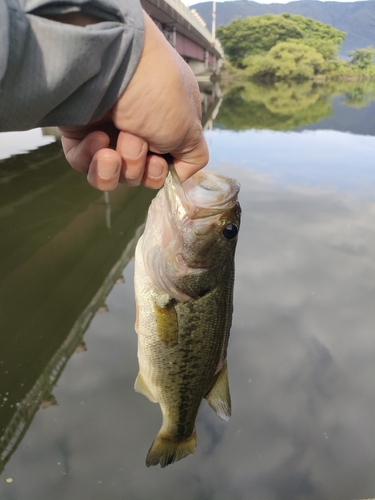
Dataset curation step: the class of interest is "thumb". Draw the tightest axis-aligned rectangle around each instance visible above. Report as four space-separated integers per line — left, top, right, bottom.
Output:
172 135 209 183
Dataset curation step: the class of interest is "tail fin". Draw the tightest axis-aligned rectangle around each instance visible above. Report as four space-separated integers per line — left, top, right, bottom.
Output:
146 431 197 468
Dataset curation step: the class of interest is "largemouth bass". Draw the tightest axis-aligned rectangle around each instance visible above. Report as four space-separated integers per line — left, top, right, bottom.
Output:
134 162 241 468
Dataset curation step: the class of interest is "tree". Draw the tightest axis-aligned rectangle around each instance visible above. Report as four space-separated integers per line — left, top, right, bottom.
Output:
217 15 304 67
294 39 339 61
243 42 325 82
217 14 346 67
349 47 375 69
281 13 345 50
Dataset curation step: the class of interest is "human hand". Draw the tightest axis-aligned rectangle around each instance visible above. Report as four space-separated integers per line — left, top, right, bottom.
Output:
60 12 209 191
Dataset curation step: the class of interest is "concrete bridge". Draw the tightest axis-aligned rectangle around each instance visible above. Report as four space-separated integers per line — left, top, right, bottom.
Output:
140 0 223 76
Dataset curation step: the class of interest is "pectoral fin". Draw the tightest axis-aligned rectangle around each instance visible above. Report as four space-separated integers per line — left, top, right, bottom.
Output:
205 361 231 421
134 372 158 403
154 300 178 347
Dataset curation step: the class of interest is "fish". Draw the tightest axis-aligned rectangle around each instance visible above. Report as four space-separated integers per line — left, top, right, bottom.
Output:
134 160 241 468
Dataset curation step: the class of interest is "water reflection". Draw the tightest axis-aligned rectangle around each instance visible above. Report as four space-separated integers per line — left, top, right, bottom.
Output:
0 83 375 500
0 141 155 472
216 80 375 133
213 162 375 500
201 81 223 130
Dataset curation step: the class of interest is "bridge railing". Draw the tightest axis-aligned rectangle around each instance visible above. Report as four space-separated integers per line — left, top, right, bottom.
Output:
148 0 223 58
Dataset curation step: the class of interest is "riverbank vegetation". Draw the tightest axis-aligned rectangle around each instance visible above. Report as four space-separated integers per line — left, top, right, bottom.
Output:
217 14 375 82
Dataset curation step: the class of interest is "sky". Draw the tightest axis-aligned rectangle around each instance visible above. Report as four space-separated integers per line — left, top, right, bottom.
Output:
0 129 55 160
184 0 369 7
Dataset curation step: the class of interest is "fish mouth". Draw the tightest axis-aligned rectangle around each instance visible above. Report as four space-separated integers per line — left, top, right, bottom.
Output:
164 161 240 221
163 164 190 221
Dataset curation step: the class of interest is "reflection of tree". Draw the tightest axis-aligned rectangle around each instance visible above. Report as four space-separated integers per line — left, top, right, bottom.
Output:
215 81 332 131
241 81 320 114
214 80 375 130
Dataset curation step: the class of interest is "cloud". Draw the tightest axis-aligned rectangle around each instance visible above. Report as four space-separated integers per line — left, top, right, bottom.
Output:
0 130 55 160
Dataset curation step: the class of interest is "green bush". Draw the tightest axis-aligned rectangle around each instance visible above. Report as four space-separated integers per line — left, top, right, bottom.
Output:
244 42 325 82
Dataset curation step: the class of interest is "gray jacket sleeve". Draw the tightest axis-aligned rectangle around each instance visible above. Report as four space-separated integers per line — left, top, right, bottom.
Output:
0 0 144 131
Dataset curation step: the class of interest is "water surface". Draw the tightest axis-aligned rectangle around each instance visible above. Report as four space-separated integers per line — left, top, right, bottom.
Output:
0 82 374 500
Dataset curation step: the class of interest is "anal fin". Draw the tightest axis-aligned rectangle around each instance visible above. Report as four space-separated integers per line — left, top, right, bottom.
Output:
205 361 231 421
134 372 157 403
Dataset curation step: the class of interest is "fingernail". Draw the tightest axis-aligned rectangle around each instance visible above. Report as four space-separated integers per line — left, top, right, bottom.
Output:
148 161 164 179
97 157 120 179
121 133 145 159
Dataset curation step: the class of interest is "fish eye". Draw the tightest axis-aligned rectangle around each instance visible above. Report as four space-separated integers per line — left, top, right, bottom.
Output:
222 223 238 240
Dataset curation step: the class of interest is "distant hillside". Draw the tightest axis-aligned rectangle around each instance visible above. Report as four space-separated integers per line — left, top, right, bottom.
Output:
192 1 375 56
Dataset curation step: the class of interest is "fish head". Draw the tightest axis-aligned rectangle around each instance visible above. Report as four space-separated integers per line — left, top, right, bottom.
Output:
169 169 240 266
141 167 241 302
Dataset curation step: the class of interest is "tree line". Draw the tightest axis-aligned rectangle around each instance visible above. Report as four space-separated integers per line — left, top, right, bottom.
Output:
217 14 375 82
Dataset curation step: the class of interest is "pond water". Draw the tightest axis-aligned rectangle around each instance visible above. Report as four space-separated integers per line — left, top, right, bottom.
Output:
0 82 375 500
